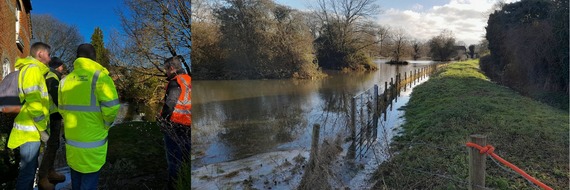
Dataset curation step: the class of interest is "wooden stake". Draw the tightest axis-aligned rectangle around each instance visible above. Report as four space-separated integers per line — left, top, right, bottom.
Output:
469 134 487 190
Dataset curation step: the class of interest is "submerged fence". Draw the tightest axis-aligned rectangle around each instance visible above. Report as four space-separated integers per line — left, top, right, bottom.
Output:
348 64 443 160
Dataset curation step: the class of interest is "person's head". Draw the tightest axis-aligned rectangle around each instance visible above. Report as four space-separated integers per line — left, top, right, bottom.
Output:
76 43 96 60
30 42 51 64
163 56 183 76
48 57 65 73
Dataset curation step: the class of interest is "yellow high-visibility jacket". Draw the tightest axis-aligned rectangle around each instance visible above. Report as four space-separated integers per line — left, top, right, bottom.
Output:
7 56 50 149
59 57 120 173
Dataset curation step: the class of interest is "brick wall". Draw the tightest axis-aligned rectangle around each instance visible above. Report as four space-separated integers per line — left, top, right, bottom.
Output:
0 0 32 79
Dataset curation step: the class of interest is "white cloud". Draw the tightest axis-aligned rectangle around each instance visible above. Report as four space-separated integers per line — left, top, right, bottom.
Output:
412 3 423 11
377 0 520 45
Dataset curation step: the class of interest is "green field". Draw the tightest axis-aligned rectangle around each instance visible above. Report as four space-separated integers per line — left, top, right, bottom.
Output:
373 60 569 189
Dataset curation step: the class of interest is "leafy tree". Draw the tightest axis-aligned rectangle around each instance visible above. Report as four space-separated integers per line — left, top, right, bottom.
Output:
91 27 111 68
428 30 455 61
31 14 83 68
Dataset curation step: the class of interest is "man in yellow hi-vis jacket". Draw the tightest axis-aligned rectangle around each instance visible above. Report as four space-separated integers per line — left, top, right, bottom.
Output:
58 44 120 189
7 42 52 190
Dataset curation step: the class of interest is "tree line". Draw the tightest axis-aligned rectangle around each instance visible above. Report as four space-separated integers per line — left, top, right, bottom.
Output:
192 0 466 80
480 0 569 110
27 0 480 108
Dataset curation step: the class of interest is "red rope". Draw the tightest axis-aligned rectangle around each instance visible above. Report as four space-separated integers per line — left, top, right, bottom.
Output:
466 142 553 190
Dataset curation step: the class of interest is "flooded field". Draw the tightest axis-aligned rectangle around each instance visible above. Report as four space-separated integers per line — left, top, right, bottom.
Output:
191 60 436 189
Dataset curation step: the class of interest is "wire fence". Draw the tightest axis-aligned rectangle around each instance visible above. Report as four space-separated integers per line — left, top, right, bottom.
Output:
348 62 552 189
350 65 437 160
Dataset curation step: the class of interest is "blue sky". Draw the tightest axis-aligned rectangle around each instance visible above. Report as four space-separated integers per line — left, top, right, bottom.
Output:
31 0 127 43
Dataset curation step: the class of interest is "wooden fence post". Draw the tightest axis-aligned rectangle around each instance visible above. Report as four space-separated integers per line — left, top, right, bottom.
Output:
383 82 388 121
307 124 321 171
348 97 357 160
374 85 379 113
469 134 487 190
414 70 417 84
373 85 379 139
311 124 320 159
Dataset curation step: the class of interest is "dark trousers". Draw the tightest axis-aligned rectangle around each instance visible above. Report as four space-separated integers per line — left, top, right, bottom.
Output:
162 122 190 188
38 118 62 182
70 169 100 190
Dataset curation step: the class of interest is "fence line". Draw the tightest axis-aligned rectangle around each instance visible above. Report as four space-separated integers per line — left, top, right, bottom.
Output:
347 62 554 189
349 64 441 160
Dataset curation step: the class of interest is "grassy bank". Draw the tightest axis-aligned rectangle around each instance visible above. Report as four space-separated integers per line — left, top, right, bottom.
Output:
372 60 569 189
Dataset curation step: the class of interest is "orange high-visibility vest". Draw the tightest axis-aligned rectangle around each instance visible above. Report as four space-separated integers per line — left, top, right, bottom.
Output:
170 74 191 126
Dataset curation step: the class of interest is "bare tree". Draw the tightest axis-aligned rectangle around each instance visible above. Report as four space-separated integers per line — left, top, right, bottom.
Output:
316 0 380 43
314 0 379 28
411 39 422 60
312 0 381 69
120 0 191 76
390 28 408 62
376 25 390 57
31 14 83 68
192 0 217 23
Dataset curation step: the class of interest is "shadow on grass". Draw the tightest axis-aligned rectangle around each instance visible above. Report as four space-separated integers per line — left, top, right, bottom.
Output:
102 121 168 189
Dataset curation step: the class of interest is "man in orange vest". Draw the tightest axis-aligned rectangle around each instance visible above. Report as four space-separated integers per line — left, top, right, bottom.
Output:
159 56 190 189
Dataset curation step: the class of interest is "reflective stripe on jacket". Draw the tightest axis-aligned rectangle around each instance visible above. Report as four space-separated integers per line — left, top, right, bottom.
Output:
59 57 120 173
170 74 191 126
7 56 50 149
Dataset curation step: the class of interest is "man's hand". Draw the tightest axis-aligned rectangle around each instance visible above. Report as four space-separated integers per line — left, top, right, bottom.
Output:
40 130 49 143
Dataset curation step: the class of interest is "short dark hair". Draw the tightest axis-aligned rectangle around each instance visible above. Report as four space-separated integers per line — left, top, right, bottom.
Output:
76 43 96 60
30 42 51 58
49 57 64 69
164 56 183 71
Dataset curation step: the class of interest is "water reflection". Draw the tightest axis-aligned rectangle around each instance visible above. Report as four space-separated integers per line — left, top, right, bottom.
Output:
192 60 436 168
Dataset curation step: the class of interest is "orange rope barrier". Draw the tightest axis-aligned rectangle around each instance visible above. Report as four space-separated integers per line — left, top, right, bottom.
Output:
466 142 553 190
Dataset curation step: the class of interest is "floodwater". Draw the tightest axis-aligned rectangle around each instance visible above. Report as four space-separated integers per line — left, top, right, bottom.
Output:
191 60 436 169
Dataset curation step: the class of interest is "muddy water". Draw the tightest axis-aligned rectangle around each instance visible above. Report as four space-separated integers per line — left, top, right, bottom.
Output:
192 60 436 169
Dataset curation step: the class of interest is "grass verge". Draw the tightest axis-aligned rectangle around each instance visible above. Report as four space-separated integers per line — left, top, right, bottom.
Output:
372 60 569 189
102 121 167 189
